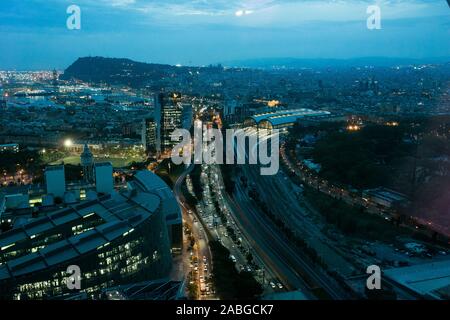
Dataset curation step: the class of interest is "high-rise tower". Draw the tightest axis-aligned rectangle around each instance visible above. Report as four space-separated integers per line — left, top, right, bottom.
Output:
154 93 183 155
142 117 157 156
80 144 94 183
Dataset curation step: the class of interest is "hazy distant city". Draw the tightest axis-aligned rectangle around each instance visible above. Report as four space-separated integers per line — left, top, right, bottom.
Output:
0 0 449 303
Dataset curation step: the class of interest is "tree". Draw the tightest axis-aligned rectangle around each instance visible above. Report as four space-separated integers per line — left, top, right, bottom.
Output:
209 241 262 300
246 252 254 264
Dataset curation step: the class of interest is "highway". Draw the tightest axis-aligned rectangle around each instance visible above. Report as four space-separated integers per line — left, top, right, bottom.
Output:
173 163 214 299
233 177 353 299
172 124 354 299
189 122 293 295
227 127 354 299
203 163 288 294
244 156 356 278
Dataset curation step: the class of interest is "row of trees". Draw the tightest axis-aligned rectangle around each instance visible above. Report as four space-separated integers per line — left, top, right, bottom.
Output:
209 241 263 300
0 150 44 177
189 164 204 200
303 187 411 242
312 124 412 190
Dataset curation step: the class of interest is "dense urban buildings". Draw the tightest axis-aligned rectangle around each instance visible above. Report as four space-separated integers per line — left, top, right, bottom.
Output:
1 58 450 301
0 171 173 299
0 141 181 299
0 0 449 304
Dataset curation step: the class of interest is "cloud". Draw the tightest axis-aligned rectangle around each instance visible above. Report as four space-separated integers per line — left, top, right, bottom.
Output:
99 0 447 25
1 0 447 33
109 0 136 7
235 10 254 17
0 0 448 69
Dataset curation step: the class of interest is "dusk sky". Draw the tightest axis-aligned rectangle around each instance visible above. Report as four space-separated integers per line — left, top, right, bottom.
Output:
0 0 449 70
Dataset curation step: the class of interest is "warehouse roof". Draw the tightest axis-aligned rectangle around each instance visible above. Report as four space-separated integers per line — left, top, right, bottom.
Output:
384 259 450 299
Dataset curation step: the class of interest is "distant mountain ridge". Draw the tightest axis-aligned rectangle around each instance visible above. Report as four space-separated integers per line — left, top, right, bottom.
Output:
60 56 205 87
223 57 450 69
61 56 450 87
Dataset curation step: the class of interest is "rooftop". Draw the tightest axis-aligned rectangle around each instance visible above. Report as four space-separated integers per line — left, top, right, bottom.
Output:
102 278 183 300
132 171 181 225
0 143 19 147
94 162 112 168
384 259 450 299
246 108 331 127
0 186 161 281
364 187 409 202
45 165 64 172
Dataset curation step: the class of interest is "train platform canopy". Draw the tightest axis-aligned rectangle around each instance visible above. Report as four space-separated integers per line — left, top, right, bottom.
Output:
245 108 331 129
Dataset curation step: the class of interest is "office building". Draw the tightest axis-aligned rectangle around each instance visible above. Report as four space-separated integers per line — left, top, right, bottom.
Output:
45 166 66 199
161 104 182 152
180 102 193 130
132 171 182 251
153 94 163 154
94 162 113 195
142 117 158 155
154 93 183 154
0 171 174 300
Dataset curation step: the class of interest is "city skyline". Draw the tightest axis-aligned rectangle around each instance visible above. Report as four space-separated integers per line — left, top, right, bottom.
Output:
1 0 450 304
0 0 448 70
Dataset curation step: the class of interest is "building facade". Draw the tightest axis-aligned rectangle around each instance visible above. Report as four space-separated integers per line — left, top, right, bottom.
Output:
94 162 113 195
154 93 184 154
142 117 157 155
0 176 172 299
44 165 66 199
0 173 173 300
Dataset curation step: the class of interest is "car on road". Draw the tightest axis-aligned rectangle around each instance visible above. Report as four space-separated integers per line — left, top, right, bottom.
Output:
277 283 283 289
269 282 276 289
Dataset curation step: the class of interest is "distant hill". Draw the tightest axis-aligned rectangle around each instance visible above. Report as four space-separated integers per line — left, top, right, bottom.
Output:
223 57 450 69
61 56 450 87
60 57 205 87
